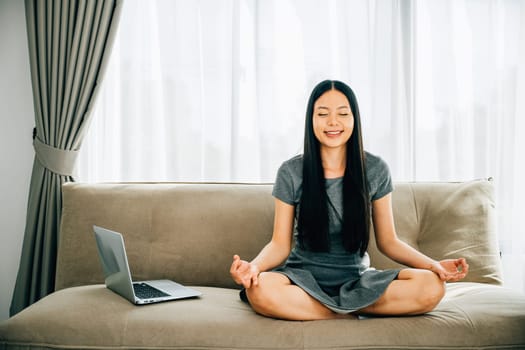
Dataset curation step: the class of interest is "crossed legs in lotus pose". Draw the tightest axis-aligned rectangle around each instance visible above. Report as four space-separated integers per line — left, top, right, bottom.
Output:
245 268 445 321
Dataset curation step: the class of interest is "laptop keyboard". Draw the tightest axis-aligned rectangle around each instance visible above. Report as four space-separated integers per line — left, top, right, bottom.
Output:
133 283 170 299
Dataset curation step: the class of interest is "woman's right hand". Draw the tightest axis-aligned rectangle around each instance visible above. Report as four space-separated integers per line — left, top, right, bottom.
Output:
230 254 260 288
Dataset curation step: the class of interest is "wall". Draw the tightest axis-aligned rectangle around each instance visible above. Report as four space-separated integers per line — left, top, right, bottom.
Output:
0 0 35 321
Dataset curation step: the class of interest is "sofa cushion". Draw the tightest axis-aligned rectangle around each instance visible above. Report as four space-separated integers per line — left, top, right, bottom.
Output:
1 283 524 349
56 183 275 291
369 179 502 284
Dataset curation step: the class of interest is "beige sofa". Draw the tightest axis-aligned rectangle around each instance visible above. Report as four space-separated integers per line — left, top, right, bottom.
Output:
1 180 525 350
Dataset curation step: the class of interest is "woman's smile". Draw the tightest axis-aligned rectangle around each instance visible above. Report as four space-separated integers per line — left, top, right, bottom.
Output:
325 130 344 137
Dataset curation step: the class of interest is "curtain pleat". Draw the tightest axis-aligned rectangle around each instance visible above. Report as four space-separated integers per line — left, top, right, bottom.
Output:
10 0 123 316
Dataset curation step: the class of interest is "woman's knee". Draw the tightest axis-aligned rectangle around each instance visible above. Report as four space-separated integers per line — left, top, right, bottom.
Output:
414 270 445 313
245 285 273 315
245 273 286 316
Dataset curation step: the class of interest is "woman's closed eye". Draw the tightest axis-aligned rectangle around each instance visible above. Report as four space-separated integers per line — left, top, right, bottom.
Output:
317 113 350 117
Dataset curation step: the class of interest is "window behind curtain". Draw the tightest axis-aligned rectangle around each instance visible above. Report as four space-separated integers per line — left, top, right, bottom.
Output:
78 0 525 291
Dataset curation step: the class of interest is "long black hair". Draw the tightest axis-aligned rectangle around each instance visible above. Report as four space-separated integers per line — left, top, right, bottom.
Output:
297 80 370 256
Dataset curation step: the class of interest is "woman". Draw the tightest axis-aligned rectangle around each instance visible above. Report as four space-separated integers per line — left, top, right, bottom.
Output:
230 80 468 320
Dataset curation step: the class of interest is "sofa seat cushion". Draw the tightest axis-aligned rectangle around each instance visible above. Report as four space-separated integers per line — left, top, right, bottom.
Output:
1 283 525 350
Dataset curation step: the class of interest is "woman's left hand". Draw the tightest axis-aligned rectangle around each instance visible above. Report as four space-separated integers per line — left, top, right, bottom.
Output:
430 258 469 282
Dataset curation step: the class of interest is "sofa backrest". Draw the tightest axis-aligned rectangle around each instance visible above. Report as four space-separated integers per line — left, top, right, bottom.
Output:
55 180 502 291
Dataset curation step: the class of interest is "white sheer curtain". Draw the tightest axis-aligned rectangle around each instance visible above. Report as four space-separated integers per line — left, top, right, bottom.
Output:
78 0 525 291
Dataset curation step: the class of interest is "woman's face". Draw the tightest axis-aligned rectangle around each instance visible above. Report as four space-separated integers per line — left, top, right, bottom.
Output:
312 89 354 150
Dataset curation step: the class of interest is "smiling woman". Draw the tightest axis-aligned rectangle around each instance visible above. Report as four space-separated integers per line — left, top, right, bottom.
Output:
229 80 469 321
78 0 525 292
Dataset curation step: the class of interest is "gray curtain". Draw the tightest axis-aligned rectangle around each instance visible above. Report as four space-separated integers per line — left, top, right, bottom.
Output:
10 0 123 316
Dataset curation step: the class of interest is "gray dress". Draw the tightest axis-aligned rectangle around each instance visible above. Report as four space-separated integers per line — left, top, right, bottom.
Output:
269 152 400 314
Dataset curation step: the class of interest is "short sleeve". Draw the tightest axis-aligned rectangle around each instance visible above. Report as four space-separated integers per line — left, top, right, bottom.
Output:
367 154 394 201
272 162 296 205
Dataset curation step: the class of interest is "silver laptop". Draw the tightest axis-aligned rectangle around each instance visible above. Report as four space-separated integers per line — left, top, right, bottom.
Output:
93 225 202 305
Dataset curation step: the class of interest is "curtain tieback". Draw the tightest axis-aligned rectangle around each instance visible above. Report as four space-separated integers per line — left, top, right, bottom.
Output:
33 136 79 176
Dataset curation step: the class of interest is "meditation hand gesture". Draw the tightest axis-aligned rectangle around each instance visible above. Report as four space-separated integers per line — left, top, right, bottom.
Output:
230 255 260 288
430 258 469 282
